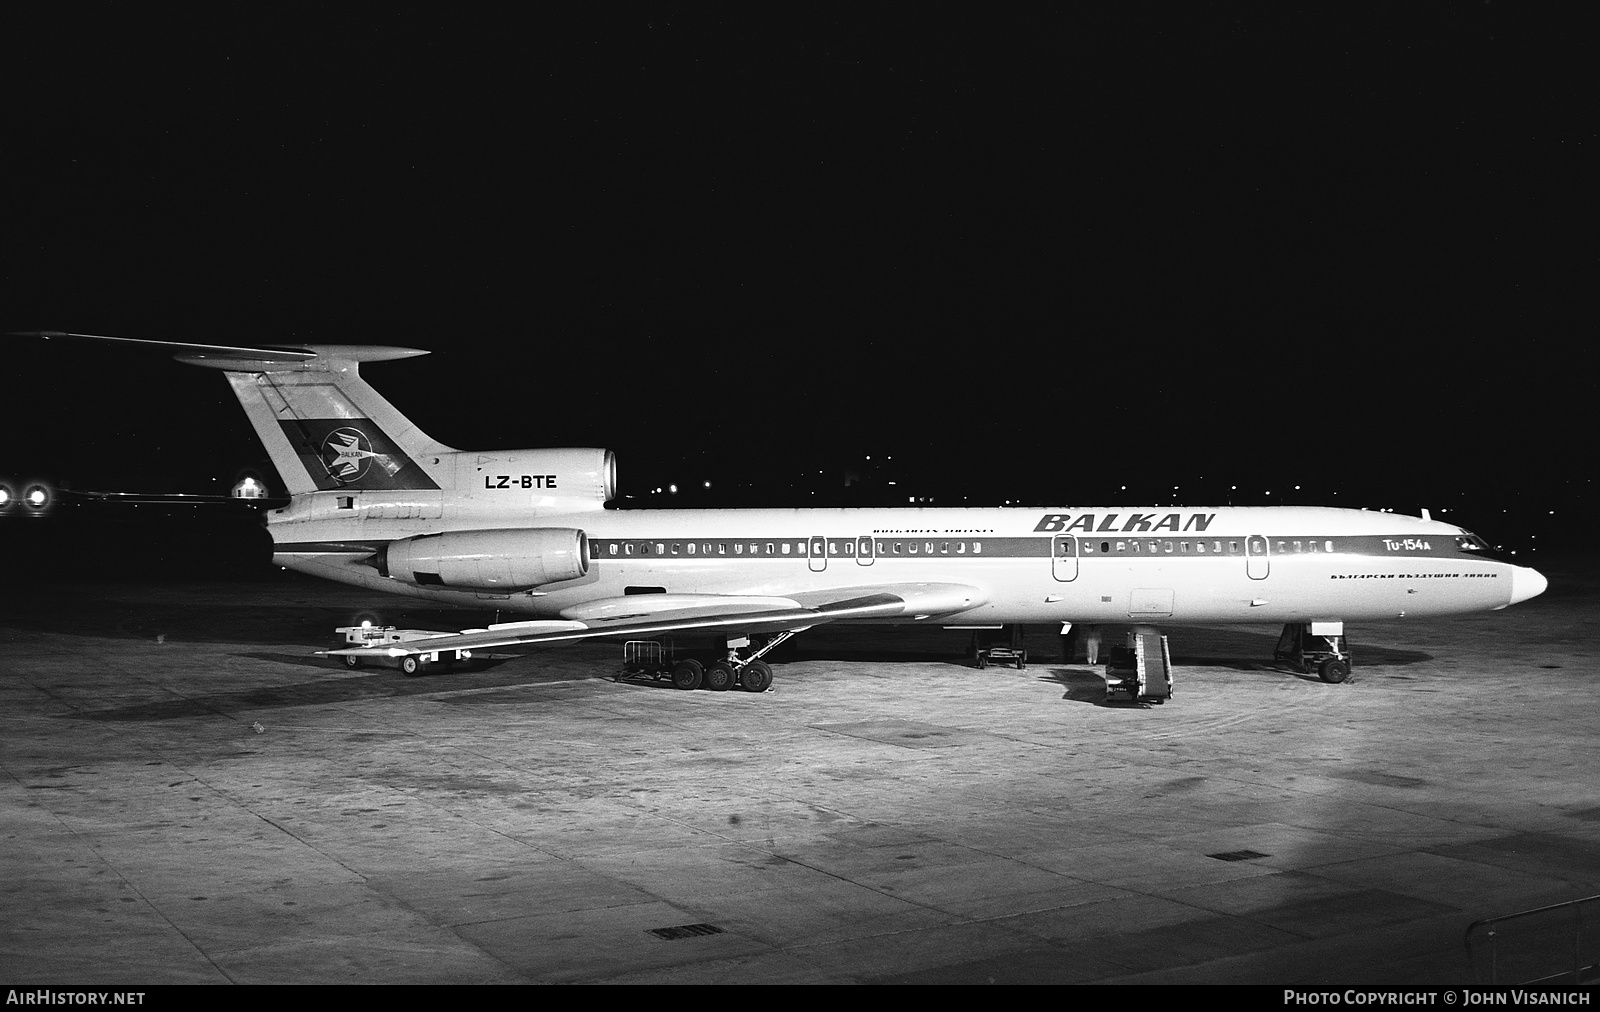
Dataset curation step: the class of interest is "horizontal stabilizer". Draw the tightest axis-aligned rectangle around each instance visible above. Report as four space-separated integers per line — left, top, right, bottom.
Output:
12 330 451 494
11 331 428 370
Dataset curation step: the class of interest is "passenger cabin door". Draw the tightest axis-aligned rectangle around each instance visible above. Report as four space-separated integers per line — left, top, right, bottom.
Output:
809 536 827 573
1246 535 1270 580
1052 535 1078 581
856 536 875 566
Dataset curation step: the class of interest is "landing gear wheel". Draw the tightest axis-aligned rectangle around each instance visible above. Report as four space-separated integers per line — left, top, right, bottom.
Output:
344 655 362 670
670 658 704 690
705 660 737 691
1318 658 1351 684
400 655 425 677
740 659 773 692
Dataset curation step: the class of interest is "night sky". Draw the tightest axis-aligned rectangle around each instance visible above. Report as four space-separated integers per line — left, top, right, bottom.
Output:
2 9 1592 566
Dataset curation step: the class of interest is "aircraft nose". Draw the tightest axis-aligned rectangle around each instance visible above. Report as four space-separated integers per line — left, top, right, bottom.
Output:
1508 566 1548 606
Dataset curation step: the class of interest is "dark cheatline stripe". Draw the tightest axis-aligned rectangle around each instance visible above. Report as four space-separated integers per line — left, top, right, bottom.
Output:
583 534 1497 562
272 533 1497 565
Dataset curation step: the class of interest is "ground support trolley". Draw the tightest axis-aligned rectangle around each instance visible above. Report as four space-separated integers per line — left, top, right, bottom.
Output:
970 625 1028 669
330 624 476 675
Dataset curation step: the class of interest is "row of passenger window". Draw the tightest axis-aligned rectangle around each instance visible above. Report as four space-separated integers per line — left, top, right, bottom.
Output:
590 539 985 558
1078 539 1241 556
1074 539 1336 555
588 538 1339 559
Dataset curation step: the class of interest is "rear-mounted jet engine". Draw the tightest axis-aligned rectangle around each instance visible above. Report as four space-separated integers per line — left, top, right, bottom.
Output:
378 528 589 590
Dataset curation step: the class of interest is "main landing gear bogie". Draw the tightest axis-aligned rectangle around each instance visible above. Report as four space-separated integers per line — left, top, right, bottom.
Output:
668 656 773 693
620 631 792 693
645 633 791 693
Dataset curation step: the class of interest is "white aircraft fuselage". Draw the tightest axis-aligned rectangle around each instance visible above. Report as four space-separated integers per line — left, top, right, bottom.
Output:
274 492 1545 626
17 334 1548 674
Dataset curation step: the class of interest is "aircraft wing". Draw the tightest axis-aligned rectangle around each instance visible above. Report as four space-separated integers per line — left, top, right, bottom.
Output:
322 582 986 660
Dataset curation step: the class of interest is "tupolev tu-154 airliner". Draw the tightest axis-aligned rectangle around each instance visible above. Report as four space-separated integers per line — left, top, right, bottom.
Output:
17 333 1548 696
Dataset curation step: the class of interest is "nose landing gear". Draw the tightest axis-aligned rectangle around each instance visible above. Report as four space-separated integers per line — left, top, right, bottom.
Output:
1275 623 1354 683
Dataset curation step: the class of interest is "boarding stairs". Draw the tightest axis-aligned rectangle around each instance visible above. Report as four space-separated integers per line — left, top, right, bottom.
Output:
1104 630 1172 704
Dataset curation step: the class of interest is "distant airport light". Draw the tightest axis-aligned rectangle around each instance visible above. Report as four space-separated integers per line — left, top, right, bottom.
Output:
25 485 49 509
0 486 10 507
231 476 266 499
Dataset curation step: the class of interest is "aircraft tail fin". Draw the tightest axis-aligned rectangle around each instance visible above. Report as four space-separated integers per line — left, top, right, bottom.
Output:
209 351 454 496
16 333 453 496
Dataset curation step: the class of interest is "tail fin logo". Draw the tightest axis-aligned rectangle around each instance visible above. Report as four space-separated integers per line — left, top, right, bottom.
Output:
281 417 439 491
319 426 402 484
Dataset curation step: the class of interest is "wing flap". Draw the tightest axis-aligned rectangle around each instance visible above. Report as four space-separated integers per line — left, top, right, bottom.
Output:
793 582 987 618
559 594 801 623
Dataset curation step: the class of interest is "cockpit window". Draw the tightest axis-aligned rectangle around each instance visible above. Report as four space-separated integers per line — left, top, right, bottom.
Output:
1454 531 1517 562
